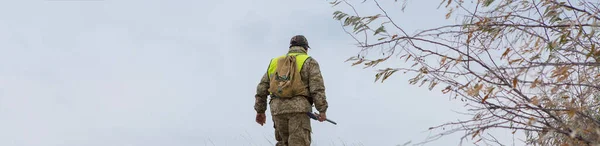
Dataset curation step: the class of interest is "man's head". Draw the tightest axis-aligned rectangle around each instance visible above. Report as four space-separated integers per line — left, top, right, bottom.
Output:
289 35 310 50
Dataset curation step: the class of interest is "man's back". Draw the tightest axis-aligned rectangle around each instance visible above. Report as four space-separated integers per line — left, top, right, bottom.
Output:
254 35 329 146
254 46 328 116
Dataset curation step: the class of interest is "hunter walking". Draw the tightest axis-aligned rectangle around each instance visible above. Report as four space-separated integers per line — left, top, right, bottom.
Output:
254 35 330 146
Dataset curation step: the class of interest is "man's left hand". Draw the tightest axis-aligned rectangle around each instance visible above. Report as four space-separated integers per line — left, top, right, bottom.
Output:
256 113 266 126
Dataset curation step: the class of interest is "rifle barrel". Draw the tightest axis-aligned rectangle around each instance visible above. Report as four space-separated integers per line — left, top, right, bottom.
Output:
325 119 337 125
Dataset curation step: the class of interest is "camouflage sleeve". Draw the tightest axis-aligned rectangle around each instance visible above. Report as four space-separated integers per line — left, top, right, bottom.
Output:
306 58 329 113
254 72 270 113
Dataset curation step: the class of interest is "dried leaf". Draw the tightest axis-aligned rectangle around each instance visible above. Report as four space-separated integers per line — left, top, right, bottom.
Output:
504 12 511 20
482 87 494 103
474 138 482 144
440 56 447 65
345 56 358 62
381 70 398 82
445 8 453 19
472 129 480 139
419 79 429 87
399 54 408 60
374 72 382 82
468 84 483 96
501 48 511 60
482 94 489 103
530 78 539 88
508 58 523 65
466 31 473 44
567 109 575 118
411 62 419 67
428 81 438 90
527 117 535 126
441 86 452 94
512 77 518 88
551 86 559 94
352 59 365 66
531 96 539 105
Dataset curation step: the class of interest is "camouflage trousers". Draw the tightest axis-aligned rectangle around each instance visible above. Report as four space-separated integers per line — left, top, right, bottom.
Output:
273 112 312 146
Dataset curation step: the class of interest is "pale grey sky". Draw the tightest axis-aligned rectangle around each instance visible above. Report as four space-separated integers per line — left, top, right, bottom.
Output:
0 0 523 146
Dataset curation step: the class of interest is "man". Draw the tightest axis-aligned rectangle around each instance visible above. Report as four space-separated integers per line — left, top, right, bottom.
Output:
254 35 329 146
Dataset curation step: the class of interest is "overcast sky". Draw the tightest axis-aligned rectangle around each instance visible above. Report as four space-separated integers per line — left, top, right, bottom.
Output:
0 0 524 146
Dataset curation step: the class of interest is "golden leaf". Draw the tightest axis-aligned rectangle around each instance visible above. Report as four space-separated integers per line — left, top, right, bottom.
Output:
530 78 538 88
512 77 518 88
567 109 575 118
381 70 397 82
508 58 523 65
429 81 438 90
527 117 535 126
441 86 452 94
411 62 419 67
482 94 489 103
504 12 511 20
501 48 511 60
374 72 382 82
441 56 447 65
445 8 453 19
551 66 570 78
472 129 480 139
352 59 365 66
531 96 539 105
467 31 474 44
419 79 429 87
551 86 559 94
482 87 494 103
467 84 480 96
474 84 483 94
557 75 568 82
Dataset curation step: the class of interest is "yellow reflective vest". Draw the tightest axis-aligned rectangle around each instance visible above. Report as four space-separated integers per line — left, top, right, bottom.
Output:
267 52 310 80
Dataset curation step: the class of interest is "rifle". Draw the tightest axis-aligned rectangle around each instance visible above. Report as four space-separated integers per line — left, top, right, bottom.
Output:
306 112 337 125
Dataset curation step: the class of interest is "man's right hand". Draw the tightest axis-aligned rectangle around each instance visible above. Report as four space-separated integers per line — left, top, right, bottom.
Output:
316 112 326 122
256 113 266 126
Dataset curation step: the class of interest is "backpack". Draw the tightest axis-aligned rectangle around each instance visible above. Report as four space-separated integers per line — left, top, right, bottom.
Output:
267 53 311 100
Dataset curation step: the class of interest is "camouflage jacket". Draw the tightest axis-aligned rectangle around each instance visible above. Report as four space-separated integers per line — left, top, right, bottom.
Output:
254 46 329 116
